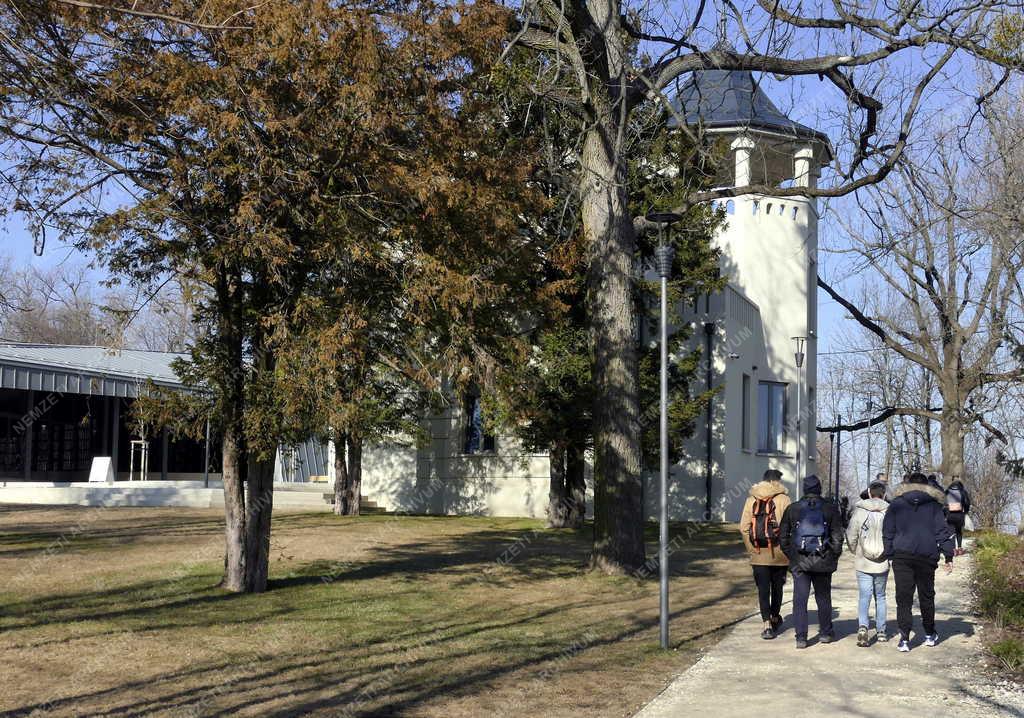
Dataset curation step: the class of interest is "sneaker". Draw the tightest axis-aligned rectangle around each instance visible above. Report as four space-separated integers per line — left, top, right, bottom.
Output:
897 639 911 652
925 634 939 647
795 638 808 649
877 631 890 642
819 632 836 644
857 626 870 647
770 614 784 632
761 627 777 640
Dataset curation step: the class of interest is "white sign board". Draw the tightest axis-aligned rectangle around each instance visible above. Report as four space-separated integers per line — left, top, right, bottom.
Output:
88 456 115 483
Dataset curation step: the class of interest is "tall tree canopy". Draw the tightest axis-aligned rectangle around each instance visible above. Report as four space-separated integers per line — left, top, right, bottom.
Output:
0 0 548 591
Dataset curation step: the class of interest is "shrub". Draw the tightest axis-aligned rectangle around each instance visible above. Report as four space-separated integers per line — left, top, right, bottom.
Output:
973 532 1024 678
974 532 1024 628
991 637 1024 672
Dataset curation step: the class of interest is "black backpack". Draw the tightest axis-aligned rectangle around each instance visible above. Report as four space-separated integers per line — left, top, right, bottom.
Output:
748 497 781 553
794 498 830 556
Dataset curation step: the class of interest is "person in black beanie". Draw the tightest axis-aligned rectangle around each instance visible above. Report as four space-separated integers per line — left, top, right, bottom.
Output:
883 472 955 652
779 475 845 649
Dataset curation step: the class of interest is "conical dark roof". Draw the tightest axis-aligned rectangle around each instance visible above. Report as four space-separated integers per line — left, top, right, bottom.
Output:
667 69 830 149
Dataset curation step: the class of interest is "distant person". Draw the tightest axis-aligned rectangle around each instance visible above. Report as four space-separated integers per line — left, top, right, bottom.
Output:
846 481 890 646
839 495 851 529
740 469 792 640
779 475 844 649
861 473 889 500
882 473 955 652
945 478 972 556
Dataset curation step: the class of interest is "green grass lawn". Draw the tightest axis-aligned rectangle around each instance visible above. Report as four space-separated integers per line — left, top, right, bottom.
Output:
0 505 756 717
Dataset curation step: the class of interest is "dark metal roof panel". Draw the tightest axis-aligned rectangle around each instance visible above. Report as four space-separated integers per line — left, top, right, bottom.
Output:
667 70 831 148
0 344 186 398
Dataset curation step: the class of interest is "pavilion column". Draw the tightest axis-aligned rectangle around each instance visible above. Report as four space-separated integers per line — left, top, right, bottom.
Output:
794 146 818 189
23 390 34 481
161 427 169 481
110 398 120 483
731 135 756 188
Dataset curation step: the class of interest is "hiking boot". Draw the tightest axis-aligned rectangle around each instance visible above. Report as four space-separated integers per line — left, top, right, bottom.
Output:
925 633 939 647
761 627 777 640
819 632 836 644
897 639 911 652
795 637 808 649
857 626 870 647
769 614 784 632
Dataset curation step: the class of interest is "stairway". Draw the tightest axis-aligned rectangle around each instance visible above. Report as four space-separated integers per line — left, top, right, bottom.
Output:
321 492 387 514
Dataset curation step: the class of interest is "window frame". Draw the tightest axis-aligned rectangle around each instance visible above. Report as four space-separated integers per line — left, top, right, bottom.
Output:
757 380 789 455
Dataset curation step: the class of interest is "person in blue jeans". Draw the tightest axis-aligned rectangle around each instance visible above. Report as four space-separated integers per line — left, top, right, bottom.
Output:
845 481 890 646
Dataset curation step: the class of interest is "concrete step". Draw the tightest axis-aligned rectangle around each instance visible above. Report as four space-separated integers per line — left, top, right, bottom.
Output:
321 493 384 511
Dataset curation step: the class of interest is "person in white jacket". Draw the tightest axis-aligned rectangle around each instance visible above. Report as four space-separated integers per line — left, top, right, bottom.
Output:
845 481 891 646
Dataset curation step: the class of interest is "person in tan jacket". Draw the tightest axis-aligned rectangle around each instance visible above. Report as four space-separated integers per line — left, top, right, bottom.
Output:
739 469 792 639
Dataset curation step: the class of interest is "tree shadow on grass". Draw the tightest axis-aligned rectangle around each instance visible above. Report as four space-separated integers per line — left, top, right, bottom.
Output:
1 517 753 717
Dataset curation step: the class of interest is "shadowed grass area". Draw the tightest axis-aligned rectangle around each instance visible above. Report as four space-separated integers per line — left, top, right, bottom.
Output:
0 505 755 717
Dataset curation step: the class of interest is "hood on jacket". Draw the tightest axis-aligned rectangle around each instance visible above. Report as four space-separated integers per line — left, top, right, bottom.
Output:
855 497 889 512
892 482 946 505
749 480 788 500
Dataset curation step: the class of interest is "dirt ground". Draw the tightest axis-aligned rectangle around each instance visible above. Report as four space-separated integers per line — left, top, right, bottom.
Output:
0 505 756 717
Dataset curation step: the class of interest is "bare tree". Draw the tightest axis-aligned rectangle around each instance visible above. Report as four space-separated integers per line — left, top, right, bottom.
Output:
963 443 1019 529
820 113 1024 480
510 0 1022 571
0 256 194 351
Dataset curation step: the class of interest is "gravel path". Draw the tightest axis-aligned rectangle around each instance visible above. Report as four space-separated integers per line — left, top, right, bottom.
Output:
634 543 1024 718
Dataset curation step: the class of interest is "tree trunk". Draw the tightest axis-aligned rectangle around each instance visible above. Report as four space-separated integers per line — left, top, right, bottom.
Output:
939 409 966 480
581 116 645 573
243 452 274 593
333 431 348 516
217 267 247 592
547 442 569 528
566 441 586 529
220 421 247 592
342 434 362 516
242 341 276 593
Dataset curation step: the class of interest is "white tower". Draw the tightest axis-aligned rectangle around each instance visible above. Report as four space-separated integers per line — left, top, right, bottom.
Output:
667 70 832 518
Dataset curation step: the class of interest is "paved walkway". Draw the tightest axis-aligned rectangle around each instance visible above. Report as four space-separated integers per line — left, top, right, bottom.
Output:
635 545 1024 718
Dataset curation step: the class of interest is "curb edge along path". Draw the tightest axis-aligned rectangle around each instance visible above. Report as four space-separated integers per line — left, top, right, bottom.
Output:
634 544 1024 718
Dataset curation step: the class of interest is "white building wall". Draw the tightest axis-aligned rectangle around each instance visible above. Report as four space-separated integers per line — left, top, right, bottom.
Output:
360 135 820 523
357 401 556 518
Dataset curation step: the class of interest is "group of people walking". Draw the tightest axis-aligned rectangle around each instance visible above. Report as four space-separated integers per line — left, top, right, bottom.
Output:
740 469 970 651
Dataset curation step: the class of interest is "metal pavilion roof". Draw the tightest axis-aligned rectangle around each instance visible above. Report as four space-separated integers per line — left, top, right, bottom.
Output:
667 69 832 156
0 343 187 398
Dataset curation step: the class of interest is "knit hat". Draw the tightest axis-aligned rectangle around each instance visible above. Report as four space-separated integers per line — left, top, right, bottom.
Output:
803 474 822 495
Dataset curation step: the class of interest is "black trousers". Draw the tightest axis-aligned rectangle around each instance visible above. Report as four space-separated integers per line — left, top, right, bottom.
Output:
791 570 833 640
752 565 787 621
892 556 937 639
947 513 965 548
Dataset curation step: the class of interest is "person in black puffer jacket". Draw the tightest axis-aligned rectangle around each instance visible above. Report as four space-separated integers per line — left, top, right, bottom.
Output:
779 475 845 649
882 473 956 652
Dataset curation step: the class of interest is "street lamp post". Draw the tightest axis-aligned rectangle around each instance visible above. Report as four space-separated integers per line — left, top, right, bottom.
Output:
648 211 679 651
865 397 873 488
792 336 806 496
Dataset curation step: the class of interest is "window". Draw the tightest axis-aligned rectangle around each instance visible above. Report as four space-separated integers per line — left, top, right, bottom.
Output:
741 374 751 451
757 381 788 453
462 392 495 454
